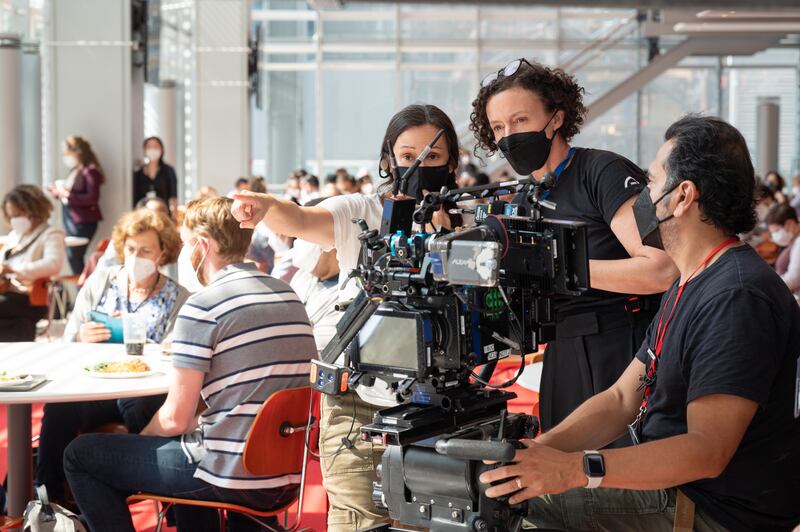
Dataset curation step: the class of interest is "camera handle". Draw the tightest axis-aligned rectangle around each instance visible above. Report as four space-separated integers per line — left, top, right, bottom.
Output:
434 437 517 462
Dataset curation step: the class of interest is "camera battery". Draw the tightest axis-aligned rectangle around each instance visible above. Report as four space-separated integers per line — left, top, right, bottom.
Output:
309 359 350 396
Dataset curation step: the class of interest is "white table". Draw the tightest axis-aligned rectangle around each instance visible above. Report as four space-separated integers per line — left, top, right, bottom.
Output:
0 342 170 524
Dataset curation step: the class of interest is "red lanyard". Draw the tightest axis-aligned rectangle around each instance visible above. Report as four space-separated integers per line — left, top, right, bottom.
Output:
640 237 739 411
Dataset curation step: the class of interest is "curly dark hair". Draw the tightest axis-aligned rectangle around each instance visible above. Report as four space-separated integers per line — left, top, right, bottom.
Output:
469 60 586 157
663 115 757 236
3 185 53 227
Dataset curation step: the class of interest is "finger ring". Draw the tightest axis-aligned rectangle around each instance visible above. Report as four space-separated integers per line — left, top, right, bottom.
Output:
516 477 523 490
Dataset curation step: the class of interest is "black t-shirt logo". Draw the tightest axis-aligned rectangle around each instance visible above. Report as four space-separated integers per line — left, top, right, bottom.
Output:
624 176 640 189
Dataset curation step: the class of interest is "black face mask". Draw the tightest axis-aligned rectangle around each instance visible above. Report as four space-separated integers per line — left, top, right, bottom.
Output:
398 165 451 201
632 186 677 250
496 112 557 176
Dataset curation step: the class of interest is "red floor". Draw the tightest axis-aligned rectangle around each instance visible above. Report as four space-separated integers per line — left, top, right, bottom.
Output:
0 366 536 531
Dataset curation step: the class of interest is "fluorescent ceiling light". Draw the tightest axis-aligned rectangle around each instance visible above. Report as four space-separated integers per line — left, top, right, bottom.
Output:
674 21 800 32
696 10 800 19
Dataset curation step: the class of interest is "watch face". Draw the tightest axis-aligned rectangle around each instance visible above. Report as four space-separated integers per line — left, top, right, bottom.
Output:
584 453 605 477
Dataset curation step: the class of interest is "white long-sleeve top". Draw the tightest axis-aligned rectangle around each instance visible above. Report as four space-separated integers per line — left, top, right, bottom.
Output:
1 224 66 291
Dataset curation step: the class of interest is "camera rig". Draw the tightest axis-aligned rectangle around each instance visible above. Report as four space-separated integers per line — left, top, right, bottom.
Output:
309 170 590 531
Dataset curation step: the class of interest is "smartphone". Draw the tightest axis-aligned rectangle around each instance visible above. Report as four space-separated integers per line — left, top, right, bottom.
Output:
87 310 124 344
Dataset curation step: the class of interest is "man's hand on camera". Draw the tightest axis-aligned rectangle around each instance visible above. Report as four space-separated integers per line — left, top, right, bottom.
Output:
231 190 271 228
479 440 585 504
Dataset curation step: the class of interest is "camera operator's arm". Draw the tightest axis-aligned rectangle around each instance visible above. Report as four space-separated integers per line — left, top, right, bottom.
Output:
231 190 335 248
590 196 678 294
536 357 645 452
480 393 757 504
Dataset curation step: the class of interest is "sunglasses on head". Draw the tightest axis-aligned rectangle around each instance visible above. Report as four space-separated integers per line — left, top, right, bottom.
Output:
480 58 534 88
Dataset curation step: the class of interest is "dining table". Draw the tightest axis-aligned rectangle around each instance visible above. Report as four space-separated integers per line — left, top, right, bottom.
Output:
0 342 171 528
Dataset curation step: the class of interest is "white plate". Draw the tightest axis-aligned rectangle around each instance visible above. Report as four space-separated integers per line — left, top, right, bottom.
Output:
0 374 34 386
85 369 159 379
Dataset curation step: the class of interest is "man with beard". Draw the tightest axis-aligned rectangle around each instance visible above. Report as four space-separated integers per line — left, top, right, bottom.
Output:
480 116 800 532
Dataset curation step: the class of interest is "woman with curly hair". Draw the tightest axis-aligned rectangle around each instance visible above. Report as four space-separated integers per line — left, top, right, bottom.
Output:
471 58 678 443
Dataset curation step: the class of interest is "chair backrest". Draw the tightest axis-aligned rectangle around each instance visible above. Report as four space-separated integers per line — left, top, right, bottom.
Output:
28 278 49 307
242 386 312 477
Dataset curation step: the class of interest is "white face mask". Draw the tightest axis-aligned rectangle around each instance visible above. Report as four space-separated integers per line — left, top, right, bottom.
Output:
771 228 793 248
125 255 158 284
360 183 375 195
292 239 322 274
145 148 162 162
9 216 32 236
63 155 78 169
186 237 209 286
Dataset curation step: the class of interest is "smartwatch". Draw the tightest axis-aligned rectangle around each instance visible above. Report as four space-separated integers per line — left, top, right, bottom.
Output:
583 450 605 489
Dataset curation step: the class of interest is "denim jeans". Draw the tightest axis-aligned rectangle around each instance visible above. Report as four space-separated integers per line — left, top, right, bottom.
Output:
63 433 296 532
524 487 726 531
36 395 166 501
62 207 97 274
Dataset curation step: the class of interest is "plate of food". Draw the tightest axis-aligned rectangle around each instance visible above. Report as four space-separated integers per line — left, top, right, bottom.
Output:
0 372 34 386
84 359 158 379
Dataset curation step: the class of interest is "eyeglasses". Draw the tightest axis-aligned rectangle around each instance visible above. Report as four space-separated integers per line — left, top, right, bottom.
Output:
480 58 534 88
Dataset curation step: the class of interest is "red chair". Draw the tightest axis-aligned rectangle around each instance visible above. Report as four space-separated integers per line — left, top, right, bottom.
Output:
128 387 315 531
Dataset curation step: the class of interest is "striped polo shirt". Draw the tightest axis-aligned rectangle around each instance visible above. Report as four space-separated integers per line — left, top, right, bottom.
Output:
170 262 316 490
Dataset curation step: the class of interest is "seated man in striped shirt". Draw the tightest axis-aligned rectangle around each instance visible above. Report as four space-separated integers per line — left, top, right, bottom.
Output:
64 197 317 532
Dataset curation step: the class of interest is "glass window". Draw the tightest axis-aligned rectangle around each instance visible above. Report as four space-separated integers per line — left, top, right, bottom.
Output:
640 67 720 167
723 67 799 178
322 19 396 41
400 69 475 138
252 71 316 183
321 69 397 165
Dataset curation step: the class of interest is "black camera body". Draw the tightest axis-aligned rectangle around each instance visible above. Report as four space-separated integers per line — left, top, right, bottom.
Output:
311 177 590 532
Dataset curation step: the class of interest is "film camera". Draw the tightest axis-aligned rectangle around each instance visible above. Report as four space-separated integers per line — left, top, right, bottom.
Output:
310 139 590 531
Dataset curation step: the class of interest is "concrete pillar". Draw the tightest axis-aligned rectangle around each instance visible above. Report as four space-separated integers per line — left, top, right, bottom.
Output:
0 34 22 197
21 41 42 186
132 62 145 173
190 0 250 198
43 0 132 243
145 80 178 169
756 96 780 178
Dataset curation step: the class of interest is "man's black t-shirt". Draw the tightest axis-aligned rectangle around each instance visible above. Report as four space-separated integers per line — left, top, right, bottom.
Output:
133 163 178 207
523 147 649 313
635 245 800 532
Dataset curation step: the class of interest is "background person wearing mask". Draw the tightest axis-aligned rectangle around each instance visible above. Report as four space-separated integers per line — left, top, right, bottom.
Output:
48 135 104 274
470 58 677 441
766 202 800 300
290 237 340 352
764 170 787 204
133 136 178 219
0 185 65 341
40 208 188 506
232 103 463 532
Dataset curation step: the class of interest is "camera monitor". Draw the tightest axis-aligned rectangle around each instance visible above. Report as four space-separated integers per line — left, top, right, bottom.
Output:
355 308 431 378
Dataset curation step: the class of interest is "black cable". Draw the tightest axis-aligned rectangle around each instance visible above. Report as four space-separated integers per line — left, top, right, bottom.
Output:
304 391 359 459
470 352 526 389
